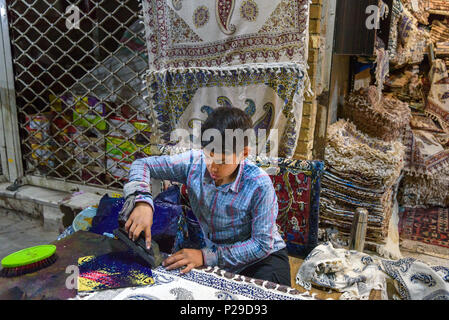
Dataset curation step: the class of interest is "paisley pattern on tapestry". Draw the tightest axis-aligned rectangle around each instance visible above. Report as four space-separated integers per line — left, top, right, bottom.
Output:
141 0 310 69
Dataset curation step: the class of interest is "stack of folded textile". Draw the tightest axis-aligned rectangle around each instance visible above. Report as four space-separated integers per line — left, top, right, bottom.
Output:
429 0 449 12
388 0 431 67
320 120 406 248
398 114 449 208
342 86 411 142
384 67 427 111
430 20 449 55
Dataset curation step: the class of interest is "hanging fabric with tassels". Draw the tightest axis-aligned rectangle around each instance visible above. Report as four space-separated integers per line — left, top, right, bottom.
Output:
140 0 310 69
145 64 307 158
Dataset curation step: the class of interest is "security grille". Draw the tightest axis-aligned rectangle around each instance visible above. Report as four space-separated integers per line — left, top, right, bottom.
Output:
5 0 159 191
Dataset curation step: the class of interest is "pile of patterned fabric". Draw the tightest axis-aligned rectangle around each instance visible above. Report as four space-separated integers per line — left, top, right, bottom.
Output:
430 20 449 43
402 0 430 25
398 59 449 208
384 65 427 111
388 0 430 67
320 119 406 249
140 0 311 158
342 86 411 142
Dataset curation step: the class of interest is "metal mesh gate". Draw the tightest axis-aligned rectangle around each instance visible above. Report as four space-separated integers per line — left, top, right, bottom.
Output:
5 0 159 191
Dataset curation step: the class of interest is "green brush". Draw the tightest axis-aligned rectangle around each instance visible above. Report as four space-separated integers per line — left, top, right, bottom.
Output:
0 244 58 277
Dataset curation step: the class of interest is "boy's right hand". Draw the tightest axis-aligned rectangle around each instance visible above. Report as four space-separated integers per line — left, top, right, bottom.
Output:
124 202 154 249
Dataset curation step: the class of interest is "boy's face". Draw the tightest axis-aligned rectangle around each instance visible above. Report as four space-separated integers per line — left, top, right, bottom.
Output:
203 148 249 183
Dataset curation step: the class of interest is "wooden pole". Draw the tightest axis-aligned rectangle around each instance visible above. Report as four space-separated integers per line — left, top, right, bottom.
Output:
349 208 368 252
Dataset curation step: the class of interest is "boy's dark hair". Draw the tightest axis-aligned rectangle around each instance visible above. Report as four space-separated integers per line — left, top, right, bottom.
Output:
200 107 254 155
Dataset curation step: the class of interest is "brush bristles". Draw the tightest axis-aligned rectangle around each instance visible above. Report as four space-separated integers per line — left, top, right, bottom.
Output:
0 254 58 278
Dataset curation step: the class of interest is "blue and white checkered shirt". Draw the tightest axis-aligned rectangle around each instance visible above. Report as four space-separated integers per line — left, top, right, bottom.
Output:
125 149 286 273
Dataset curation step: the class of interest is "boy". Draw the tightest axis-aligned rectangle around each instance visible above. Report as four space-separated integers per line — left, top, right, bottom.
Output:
122 107 291 286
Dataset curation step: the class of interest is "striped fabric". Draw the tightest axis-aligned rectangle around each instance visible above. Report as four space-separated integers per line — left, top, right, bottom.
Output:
126 149 286 273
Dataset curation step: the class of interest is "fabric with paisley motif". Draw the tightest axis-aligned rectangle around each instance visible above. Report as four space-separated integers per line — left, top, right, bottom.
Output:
141 0 310 69
320 120 405 247
145 64 307 158
73 265 320 300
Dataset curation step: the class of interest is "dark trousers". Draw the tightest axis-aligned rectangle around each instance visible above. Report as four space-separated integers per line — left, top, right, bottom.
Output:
239 247 291 287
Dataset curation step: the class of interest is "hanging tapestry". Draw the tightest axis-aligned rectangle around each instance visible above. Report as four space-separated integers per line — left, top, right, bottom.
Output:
77 251 155 292
425 59 449 134
145 64 307 158
140 0 310 69
74 265 319 300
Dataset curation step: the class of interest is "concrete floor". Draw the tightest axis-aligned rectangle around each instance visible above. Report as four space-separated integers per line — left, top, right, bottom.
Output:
0 208 59 261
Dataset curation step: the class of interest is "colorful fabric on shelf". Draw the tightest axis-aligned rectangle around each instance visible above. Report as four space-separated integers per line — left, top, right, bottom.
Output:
320 170 395 243
342 86 411 142
74 265 319 300
145 64 307 158
425 59 449 134
77 251 155 292
141 0 310 69
398 207 449 249
384 69 426 111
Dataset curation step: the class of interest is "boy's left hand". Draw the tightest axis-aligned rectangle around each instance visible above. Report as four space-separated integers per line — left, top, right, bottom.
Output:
162 249 204 274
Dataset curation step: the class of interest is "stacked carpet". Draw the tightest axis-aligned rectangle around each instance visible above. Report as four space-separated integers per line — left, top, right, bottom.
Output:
430 20 449 44
398 59 449 208
320 120 406 248
388 0 430 67
429 0 449 12
403 0 430 25
430 20 449 55
342 86 411 142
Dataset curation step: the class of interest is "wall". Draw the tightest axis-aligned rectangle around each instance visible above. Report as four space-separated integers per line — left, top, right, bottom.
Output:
294 0 336 160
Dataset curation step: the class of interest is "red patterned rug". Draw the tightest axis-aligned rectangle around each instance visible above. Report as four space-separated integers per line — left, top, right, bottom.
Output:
399 207 449 248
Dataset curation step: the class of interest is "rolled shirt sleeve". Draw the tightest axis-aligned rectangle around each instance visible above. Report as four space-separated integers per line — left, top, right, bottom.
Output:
123 150 196 210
